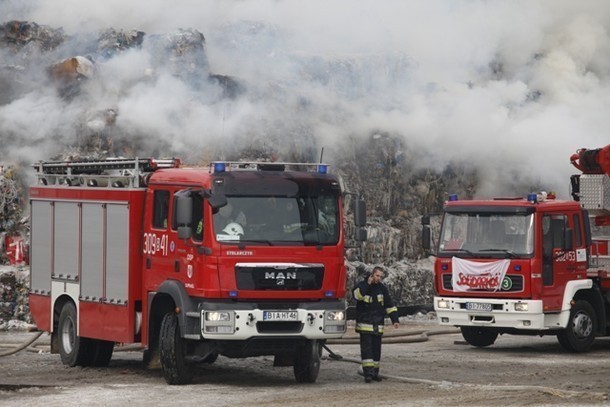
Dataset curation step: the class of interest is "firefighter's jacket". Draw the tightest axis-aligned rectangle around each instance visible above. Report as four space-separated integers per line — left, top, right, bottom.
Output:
353 279 399 335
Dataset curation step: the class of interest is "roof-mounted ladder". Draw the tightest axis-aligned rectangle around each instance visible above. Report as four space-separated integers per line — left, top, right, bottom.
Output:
33 157 181 188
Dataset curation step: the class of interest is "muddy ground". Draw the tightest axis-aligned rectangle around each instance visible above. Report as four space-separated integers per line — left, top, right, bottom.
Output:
1 321 609 407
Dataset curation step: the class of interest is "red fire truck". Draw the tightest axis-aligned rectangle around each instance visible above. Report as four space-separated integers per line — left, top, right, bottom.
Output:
423 146 610 353
28 157 367 384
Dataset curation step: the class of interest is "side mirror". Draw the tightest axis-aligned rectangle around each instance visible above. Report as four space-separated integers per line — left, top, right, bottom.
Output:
355 227 367 242
422 225 431 251
354 198 366 227
422 214 430 226
176 193 193 240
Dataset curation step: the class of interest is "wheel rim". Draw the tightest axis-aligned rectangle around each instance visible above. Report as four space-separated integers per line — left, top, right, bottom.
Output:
61 316 76 354
572 311 593 339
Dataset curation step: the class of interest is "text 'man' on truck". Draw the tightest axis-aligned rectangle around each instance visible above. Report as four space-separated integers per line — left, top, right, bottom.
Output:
423 145 610 353
28 158 367 384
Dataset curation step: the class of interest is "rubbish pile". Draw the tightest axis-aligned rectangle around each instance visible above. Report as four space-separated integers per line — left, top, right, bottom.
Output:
0 20 66 53
0 267 31 330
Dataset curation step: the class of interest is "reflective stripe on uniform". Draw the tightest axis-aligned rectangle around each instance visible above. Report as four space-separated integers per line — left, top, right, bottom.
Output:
362 359 375 367
355 323 384 334
353 288 372 303
372 361 380 368
385 306 398 315
356 323 374 332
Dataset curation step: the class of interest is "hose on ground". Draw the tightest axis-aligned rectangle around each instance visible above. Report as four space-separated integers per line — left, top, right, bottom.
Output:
322 330 608 402
0 331 145 357
0 331 43 357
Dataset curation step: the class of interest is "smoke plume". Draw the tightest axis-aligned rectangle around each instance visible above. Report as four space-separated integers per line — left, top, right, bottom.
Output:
1 0 610 197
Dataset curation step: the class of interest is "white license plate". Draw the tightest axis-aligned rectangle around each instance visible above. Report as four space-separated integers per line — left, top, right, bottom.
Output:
263 311 298 321
466 302 493 312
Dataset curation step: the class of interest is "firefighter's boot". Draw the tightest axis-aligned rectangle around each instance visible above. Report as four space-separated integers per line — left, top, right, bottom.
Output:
363 366 373 383
372 367 382 382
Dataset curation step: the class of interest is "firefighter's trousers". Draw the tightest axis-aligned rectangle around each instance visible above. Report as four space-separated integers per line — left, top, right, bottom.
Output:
359 332 382 378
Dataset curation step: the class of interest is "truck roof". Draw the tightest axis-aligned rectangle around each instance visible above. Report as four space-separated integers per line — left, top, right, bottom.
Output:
444 197 581 213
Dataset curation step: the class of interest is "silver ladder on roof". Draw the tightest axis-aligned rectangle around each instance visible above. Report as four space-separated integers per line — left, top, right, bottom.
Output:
33 157 180 188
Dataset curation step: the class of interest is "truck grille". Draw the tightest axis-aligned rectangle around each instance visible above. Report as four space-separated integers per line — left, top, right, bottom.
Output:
236 265 324 290
256 321 304 334
442 274 524 292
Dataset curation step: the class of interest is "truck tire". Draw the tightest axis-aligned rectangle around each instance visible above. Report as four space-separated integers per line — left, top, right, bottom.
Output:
90 339 115 367
160 312 193 385
58 302 93 367
294 339 321 383
460 326 498 347
557 300 596 353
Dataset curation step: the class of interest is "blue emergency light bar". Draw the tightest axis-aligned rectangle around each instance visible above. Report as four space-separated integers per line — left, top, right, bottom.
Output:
448 194 459 201
211 161 330 174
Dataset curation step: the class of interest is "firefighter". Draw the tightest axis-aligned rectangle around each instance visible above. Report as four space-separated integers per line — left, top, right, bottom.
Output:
353 266 399 383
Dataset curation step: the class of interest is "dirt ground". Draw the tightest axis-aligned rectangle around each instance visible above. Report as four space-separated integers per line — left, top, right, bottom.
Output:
1 320 609 407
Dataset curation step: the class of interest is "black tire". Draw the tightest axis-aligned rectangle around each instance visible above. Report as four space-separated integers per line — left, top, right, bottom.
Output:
557 300 596 353
460 326 498 347
294 340 321 383
90 339 115 367
58 302 93 367
202 352 218 364
159 312 193 385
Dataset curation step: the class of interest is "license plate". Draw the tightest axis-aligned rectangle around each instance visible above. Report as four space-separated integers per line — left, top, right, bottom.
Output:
263 311 298 321
466 302 492 312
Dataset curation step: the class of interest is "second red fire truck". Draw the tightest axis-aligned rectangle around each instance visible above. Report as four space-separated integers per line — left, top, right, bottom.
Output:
424 145 610 352
28 157 366 384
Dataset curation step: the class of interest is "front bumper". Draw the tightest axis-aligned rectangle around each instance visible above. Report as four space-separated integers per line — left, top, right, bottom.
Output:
434 296 557 330
187 302 347 341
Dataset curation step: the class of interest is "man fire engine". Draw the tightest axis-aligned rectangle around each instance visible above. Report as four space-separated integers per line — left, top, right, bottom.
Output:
28 157 367 384
423 145 610 353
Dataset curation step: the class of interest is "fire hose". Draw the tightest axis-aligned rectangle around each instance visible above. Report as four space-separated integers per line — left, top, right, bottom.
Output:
1 329 607 401
322 328 608 402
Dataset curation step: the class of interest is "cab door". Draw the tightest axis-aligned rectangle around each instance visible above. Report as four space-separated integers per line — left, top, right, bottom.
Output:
172 191 207 291
143 188 174 289
540 212 581 311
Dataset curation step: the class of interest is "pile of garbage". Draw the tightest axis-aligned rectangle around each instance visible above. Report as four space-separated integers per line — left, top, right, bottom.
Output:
0 20 66 53
0 266 31 330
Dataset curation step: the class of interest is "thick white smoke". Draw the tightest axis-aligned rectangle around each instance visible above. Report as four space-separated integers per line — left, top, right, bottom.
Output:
1 0 610 197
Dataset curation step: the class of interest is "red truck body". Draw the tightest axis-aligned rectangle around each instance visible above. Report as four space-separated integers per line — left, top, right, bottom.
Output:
428 148 610 352
29 158 364 384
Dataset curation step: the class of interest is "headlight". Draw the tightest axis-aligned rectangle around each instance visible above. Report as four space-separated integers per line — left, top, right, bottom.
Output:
437 299 450 309
514 303 529 312
205 311 231 321
326 311 345 321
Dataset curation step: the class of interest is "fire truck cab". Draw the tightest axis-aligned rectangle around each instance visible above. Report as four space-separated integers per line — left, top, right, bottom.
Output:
28 158 366 384
424 182 610 352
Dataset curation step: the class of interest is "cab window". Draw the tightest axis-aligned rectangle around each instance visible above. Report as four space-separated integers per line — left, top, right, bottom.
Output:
153 190 170 229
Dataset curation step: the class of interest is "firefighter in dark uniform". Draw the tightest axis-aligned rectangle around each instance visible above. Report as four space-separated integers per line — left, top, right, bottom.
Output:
353 266 399 383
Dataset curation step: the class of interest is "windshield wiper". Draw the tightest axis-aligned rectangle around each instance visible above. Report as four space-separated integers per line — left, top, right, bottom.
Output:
479 248 520 258
443 248 476 256
238 239 274 246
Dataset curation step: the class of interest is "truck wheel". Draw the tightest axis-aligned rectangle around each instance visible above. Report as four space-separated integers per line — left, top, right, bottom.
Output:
294 340 321 383
90 339 115 367
58 302 92 367
460 326 498 347
160 312 193 385
557 300 596 353
202 352 218 364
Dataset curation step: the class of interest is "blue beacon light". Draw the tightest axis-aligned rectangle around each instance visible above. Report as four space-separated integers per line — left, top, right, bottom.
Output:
317 164 328 174
448 194 458 201
214 162 226 173
527 193 537 203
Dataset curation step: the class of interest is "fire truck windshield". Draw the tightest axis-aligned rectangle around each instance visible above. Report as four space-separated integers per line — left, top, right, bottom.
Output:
213 195 339 245
438 212 534 258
